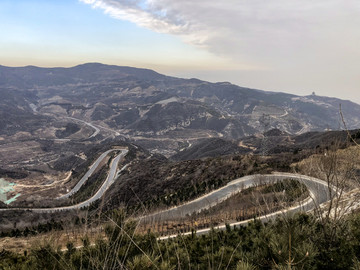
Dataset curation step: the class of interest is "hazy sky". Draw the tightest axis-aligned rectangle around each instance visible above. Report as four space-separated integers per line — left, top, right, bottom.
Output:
1 0 359 103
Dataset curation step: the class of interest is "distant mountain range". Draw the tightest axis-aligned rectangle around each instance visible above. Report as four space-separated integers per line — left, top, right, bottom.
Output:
1 63 359 156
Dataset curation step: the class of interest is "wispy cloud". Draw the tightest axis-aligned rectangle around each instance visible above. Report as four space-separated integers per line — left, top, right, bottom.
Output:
80 0 360 60
80 0 189 34
79 0 217 47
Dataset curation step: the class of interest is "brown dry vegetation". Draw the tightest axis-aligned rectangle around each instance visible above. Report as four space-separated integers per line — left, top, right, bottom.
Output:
293 144 360 221
0 221 106 254
294 145 360 189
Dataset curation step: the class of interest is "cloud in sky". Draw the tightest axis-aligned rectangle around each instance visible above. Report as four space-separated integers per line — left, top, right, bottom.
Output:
80 0 189 35
81 0 360 102
80 0 360 61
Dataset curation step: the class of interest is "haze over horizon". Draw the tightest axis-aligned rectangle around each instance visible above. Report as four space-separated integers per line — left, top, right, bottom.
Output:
1 0 359 104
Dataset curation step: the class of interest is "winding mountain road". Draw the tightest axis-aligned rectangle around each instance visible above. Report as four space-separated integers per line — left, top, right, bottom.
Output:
58 149 123 199
66 117 100 138
0 145 334 239
0 149 128 212
140 173 335 239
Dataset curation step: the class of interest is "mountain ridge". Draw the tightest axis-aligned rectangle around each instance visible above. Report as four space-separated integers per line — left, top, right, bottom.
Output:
1 63 359 156
1 62 357 104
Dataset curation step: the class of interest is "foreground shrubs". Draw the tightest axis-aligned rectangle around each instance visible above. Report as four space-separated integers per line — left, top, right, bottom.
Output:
2 211 360 269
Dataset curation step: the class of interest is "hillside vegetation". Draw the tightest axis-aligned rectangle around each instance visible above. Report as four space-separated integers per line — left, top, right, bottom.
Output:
2 211 360 269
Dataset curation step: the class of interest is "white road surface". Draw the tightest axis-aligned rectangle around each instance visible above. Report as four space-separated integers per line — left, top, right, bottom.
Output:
140 173 334 225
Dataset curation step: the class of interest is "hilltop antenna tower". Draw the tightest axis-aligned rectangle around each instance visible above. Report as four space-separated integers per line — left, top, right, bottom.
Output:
259 113 271 156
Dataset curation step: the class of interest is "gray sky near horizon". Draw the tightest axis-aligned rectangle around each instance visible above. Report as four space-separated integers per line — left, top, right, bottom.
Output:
1 0 359 104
